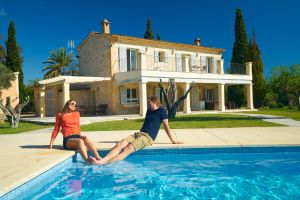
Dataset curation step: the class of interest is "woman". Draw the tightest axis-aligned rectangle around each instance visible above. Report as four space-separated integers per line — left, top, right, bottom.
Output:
49 100 101 163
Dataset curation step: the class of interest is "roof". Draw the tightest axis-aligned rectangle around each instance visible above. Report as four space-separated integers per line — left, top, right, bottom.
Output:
77 32 224 54
38 76 111 86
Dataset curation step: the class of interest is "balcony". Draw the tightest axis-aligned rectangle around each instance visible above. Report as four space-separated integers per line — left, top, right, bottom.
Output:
115 54 252 85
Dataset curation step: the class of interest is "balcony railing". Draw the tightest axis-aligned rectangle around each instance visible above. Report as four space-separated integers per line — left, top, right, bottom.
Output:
122 55 250 75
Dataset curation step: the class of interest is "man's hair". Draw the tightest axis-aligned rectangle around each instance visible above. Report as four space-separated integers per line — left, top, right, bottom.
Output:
148 96 160 107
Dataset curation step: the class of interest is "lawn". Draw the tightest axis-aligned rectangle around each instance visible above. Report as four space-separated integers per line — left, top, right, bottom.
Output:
0 122 50 134
81 114 281 131
243 108 300 121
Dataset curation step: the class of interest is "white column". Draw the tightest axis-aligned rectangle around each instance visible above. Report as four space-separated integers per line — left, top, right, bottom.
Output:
246 84 254 109
218 83 225 111
39 85 46 118
62 82 70 109
183 83 191 113
219 59 224 74
139 82 147 116
246 62 252 76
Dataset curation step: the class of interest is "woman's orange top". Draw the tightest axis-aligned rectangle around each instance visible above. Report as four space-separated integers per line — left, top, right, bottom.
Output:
51 111 80 139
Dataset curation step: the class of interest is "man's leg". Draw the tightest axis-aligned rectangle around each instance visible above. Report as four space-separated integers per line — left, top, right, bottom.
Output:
67 138 89 162
81 136 102 160
107 143 135 164
90 139 129 165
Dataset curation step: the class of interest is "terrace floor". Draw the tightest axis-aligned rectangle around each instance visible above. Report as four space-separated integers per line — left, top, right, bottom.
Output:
1 126 300 197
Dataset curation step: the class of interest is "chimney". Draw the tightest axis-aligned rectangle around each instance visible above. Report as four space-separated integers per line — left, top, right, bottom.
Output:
194 37 201 46
102 19 110 34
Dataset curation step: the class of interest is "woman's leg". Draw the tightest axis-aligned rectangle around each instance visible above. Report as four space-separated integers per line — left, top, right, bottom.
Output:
81 136 102 160
66 138 88 162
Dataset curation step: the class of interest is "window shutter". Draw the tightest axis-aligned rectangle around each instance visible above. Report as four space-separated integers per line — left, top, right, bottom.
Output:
165 52 168 63
176 53 182 72
155 87 160 98
191 54 196 66
120 87 127 104
154 51 159 62
119 47 127 72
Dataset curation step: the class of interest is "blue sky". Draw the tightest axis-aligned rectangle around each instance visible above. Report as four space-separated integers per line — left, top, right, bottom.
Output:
0 0 299 84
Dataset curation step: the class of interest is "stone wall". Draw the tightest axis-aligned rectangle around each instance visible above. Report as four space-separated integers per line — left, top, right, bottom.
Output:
78 35 111 77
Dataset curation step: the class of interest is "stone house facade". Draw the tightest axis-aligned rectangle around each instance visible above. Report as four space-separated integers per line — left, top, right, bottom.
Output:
35 20 253 117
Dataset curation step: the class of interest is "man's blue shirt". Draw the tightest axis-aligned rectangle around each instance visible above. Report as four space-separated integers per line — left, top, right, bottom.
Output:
140 107 168 141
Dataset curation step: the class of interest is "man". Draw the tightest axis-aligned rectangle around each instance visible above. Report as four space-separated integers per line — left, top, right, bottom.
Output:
89 96 183 165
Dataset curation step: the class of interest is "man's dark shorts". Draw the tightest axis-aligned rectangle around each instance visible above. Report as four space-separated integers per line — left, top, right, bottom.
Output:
63 134 81 149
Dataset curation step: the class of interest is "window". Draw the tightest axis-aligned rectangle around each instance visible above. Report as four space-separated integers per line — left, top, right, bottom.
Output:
121 87 138 104
158 51 165 62
127 88 138 103
127 49 137 71
205 89 214 102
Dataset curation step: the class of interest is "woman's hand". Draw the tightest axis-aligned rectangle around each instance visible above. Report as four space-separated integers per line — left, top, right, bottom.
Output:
80 135 87 140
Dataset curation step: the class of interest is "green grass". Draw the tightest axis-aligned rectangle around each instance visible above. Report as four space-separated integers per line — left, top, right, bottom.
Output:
242 108 300 121
81 114 281 131
0 122 50 134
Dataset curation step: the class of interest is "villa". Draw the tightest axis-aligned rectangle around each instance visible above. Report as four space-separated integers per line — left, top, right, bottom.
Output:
34 19 253 117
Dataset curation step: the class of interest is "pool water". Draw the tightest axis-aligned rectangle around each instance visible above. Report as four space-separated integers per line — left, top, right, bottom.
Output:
3 147 300 199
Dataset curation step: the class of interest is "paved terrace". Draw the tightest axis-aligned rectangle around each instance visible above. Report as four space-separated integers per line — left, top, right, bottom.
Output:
1 126 300 197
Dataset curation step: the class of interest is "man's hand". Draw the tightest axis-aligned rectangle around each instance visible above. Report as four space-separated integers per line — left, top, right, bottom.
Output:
172 141 184 144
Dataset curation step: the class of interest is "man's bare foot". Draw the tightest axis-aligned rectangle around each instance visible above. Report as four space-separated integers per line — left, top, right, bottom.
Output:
96 156 102 160
88 156 104 165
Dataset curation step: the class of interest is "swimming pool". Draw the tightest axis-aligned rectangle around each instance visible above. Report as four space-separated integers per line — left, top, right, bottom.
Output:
1 147 300 199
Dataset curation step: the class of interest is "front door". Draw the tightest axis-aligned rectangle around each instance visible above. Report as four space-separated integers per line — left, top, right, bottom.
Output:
46 90 54 116
191 87 200 111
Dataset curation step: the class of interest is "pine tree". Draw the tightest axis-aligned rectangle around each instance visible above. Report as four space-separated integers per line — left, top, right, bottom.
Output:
157 32 161 40
144 17 154 39
248 30 265 108
6 21 24 102
228 8 249 107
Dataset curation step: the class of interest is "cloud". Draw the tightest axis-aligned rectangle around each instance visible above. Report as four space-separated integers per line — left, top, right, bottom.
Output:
0 8 7 16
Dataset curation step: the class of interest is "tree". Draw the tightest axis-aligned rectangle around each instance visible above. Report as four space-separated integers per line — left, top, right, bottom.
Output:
228 8 249 107
42 48 74 79
158 79 194 119
6 21 24 102
268 65 300 109
144 17 154 39
156 32 161 40
248 30 265 108
0 64 15 97
23 79 40 113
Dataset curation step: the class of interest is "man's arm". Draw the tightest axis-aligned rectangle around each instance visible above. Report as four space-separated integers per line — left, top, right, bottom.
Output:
162 119 184 144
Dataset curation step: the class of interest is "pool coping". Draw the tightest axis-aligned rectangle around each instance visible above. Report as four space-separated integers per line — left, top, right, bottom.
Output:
1 144 300 199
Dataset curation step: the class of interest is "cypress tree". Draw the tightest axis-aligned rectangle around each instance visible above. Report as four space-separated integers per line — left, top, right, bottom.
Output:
157 32 161 40
248 30 265 108
144 17 154 39
228 8 249 107
6 21 24 102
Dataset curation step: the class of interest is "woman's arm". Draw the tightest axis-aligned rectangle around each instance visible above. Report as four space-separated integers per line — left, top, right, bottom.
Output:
162 119 184 144
49 113 61 149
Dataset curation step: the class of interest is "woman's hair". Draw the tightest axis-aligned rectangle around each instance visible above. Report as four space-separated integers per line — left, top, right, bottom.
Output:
61 99 76 114
148 96 160 107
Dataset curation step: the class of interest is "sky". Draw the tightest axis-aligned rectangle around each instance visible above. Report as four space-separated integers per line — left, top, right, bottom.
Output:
0 0 300 84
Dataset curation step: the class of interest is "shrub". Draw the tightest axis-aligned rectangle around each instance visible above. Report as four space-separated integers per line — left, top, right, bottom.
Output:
277 103 284 108
269 102 278 108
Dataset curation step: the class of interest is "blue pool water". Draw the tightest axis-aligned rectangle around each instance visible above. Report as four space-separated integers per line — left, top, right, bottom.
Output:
2 147 300 200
